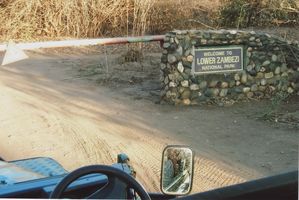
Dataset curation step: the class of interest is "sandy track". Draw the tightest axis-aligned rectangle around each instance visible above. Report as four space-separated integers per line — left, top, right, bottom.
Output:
0 51 253 193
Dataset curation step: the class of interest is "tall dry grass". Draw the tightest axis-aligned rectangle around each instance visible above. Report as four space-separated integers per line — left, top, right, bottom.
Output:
0 0 219 41
0 0 157 41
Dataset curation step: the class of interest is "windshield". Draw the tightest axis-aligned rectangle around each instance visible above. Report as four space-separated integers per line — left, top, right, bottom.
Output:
0 0 298 194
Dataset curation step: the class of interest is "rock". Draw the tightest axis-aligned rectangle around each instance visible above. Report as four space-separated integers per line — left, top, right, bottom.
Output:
243 87 251 93
236 81 241 86
234 73 241 81
219 89 228 97
201 39 207 45
161 63 166 70
164 77 169 85
168 54 177 64
261 79 267 86
190 84 199 91
187 55 193 62
183 99 191 105
259 86 266 91
177 62 184 73
271 54 278 62
280 63 288 72
256 72 264 79
169 81 177 87
287 87 294 94
229 80 235 87
211 88 220 96
168 74 175 81
265 72 274 79
209 80 218 88
262 60 271 67
274 67 280 75
221 82 229 88
246 92 254 98
181 90 191 99
281 72 288 77
199 81 208 89
247 47 253 52
241 73 248 84
249 36 255 41
163 42 170 49
181 80 189 87
246 65 254 71
251 84 258 92
176 46 183 56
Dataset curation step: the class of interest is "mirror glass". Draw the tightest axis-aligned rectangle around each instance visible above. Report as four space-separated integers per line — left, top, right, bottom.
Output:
161 146 193 195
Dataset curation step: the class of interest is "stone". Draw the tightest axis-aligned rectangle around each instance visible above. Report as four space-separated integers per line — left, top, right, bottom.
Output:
168 74 175 81
262 60 271 67
219 89 228 97
164 77 169 85
190 84 199 91
201 39 207 45
241 73 248 84
199 81 208 89
265 72 274 79
260 79 267 86
259 86 266 91
287 87 294 94
260 67 266 72
274 67 281 75
186 55 193 62
251 84 258 92
246 92 254 98
229 80 235 87
256 72 264 79
247 47 253 52
163 42 170 49
280 64 288 72
181 80 189 87
234 73 241 81
169 81 177 87
182 99 191 105
177 62 184 73
211 88 220 96
243 87 251 93
176 46 183 56
181 90 191 99
249 37 255 41
168 54 177 64
281 72 288 77
221 82 229 88
271 54 278 62
246 65 254 71
161 63 166 70
209 80 218 88
236 81 241 86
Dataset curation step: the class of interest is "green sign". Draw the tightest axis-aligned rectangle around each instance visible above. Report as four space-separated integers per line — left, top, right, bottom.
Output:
193 46 244 74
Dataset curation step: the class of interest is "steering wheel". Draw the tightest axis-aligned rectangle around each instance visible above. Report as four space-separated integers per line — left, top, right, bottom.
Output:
50 165 151 200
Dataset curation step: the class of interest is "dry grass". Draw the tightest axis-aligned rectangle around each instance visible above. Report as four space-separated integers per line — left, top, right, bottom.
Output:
0 0 220 41
0 0 157 41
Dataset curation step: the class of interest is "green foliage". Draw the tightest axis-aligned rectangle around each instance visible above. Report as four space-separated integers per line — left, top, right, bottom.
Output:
218 0 299 28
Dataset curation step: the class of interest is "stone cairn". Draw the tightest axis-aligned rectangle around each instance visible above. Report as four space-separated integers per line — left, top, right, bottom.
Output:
160 30 299 105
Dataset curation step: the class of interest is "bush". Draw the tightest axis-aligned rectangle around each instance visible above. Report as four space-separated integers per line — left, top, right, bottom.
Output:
218 0 299 28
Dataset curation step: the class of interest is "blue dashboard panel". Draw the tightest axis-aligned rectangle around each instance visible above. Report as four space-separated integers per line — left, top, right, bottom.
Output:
11 157 67 177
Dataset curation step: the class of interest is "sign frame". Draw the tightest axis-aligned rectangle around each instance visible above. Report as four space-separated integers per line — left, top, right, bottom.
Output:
191 45 245 75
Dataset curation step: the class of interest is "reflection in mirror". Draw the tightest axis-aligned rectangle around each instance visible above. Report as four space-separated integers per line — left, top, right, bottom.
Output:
161 146 193 195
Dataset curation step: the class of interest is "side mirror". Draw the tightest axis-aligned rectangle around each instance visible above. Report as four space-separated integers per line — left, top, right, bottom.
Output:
161 145 194 195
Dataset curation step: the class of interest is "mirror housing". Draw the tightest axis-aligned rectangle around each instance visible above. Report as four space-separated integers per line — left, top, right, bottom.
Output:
160 145 194 195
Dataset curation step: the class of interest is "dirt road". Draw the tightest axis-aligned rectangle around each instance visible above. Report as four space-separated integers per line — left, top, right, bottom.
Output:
0 47 297 193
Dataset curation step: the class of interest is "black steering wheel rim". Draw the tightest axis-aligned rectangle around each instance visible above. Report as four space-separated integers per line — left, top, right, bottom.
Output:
49 165 151 200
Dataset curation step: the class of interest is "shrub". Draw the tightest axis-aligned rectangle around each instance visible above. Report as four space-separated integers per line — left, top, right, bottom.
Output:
218 0 299 28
